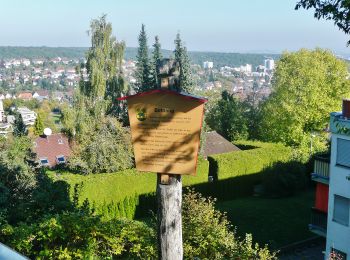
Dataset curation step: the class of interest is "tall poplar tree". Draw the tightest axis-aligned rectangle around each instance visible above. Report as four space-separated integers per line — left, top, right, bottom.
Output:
174 33 194 93
151 35 162 89
135 24 152 92
79 14 127 116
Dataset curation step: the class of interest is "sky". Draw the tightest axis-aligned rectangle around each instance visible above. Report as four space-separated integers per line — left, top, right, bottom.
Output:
0 0 349 54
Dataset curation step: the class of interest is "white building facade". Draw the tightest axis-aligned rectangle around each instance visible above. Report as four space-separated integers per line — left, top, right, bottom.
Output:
325 104 350 259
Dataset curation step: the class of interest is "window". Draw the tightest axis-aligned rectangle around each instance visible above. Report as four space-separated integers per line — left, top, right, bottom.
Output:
56 155 65 164
40 158 49 166
331 248 347 260
337 138 350 168
333 195 350 226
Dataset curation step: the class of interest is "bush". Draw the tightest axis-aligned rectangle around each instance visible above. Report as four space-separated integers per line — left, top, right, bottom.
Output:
1 212 157 259
262 161 308 197
182 189 277 259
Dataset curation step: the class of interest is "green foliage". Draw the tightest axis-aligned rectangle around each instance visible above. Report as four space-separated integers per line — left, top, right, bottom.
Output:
1 212 157 259
79 14 127 117
210 141 292 181
33 114 44 136
49 141 291 219
206 90 249 141
295 0 350 45
67 116 133 174
182 189 277 259
13 112 27 137
261 161 308 197
259 49 350 149
0 137 37 221
151 35 162 88
174 33 194 93
135 24 153 92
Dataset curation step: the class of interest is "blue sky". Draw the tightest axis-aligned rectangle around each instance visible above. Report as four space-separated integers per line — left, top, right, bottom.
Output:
0 0 349 53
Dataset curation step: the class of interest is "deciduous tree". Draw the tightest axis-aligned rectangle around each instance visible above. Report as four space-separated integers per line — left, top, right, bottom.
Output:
295 0 350 45
259 48 350 147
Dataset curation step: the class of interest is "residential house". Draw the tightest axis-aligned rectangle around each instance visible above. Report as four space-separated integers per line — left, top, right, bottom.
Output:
34 133 71 167
0 123 13 137
17 92 33 101
5 93 12 99
33 90 49 101
17 107 37 126
309 99 350 258
0 94 4 100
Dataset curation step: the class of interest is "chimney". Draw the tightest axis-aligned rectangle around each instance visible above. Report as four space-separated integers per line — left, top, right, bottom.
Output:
343 99 350 118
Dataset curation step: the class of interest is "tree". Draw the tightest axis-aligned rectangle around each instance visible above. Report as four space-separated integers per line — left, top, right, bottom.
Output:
33 114 44 136
150 36 162 89
67 116 133 174
135 24 152 92
259 48 350 147
295 0 350 45
13 113 27 137
182 189 277 259
206 90 249 141
79 14 127 116
174 33 194 93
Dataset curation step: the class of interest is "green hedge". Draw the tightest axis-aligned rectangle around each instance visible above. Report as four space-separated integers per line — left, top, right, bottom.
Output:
48 141 293 219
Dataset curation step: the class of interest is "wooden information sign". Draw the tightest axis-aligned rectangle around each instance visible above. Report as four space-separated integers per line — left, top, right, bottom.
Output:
119 89 206 175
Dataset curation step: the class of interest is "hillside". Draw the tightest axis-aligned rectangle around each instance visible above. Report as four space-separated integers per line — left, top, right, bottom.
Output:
0 46 279 68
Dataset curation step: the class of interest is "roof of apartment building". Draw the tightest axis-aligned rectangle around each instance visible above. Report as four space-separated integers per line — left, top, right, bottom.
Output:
34 133 71 167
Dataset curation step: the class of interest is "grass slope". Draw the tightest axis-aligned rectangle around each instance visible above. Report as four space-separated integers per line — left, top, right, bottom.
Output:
216 190 315 249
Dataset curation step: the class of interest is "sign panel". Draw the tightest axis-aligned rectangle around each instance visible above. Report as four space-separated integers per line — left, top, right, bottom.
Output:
125 90 205 175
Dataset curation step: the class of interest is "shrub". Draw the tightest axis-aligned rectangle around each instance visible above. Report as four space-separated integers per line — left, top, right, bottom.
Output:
262 161 308 197
182 189 277 259
1 212 157 259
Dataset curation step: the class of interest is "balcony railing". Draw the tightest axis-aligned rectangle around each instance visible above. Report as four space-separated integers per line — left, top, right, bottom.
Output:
309 207 327 237
311 156 330 184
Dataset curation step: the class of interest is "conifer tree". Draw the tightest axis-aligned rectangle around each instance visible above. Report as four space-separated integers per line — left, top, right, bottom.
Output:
13 113 27 137
135 24 152 92
174 33 194 93
150 35 162 88
34 114 44 136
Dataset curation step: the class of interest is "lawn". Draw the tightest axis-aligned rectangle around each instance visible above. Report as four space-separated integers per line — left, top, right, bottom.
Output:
216 190 315 249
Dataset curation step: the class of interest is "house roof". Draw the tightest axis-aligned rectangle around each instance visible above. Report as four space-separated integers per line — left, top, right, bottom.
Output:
17 92 33 100
34 134 72 167
203 131 240 157
36 90 49 97
117 89 207 103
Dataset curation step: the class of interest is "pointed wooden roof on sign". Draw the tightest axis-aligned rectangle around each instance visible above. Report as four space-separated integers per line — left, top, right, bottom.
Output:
117 89 207 103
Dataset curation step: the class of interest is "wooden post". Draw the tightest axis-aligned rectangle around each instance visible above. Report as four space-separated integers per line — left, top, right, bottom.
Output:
157 174 183 260
157 58 183 260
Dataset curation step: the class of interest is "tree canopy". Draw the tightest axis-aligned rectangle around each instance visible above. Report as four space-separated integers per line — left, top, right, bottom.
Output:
259 48 350 147
295 0 350 44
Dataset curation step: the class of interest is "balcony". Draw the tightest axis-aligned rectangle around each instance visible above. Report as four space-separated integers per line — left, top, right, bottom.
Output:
309 207 327 237
311 156 330 184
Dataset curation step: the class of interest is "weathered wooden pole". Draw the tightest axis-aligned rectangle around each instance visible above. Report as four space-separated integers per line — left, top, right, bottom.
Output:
157 174 183 260
156 59 183 260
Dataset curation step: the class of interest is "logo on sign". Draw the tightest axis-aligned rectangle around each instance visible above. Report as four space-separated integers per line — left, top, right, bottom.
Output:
136 108 147 121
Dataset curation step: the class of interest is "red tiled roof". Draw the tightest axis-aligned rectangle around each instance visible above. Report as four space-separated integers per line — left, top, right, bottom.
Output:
18 92 33 100
34 134 72 167
36 90 49 97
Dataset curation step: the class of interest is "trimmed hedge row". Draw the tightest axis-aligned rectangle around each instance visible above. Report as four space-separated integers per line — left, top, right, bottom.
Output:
48 141 293 219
